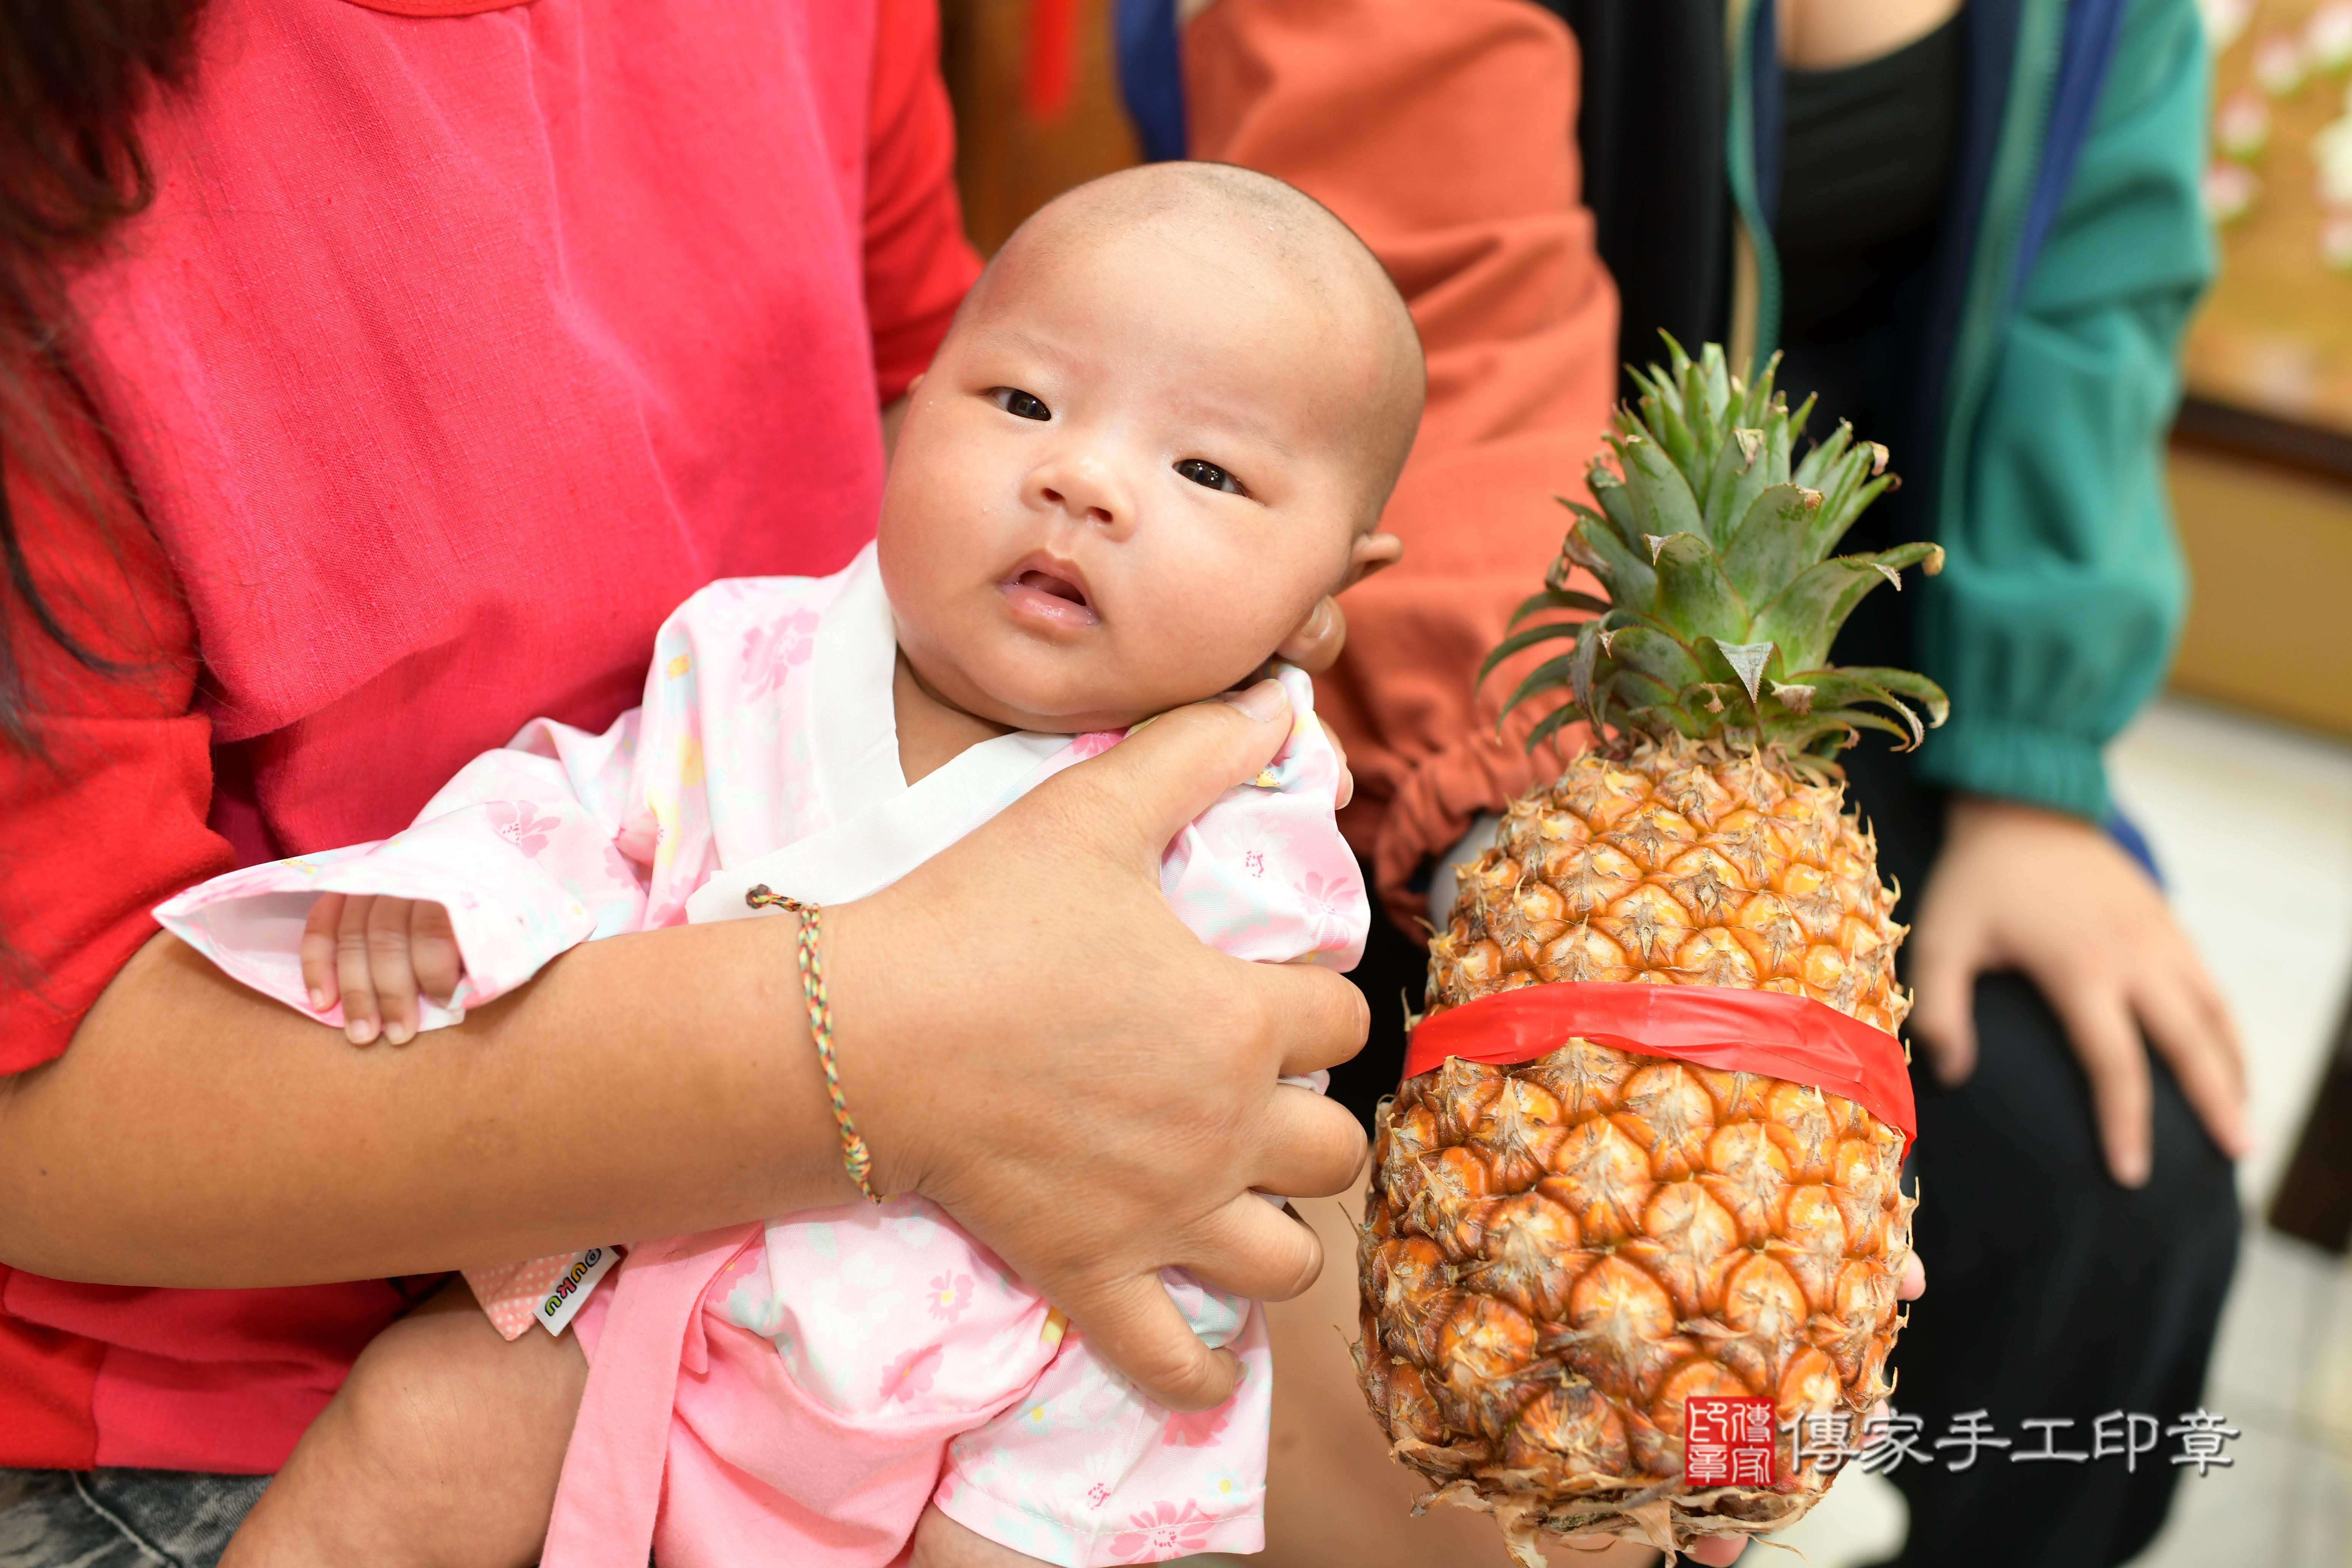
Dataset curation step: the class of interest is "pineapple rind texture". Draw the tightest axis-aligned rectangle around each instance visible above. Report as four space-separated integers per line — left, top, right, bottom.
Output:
1429 738 1910 1034
1360 736 1917 1559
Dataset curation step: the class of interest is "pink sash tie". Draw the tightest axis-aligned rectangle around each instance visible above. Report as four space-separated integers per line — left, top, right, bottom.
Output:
542 1226 760 1568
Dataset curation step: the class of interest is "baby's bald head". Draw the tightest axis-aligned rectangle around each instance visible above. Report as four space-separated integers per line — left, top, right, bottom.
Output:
878 164 1421 733
967 162 1426 524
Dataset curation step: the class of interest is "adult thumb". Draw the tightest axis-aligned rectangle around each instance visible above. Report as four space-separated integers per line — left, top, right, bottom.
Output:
1058 1270 1244 1412
1052 681 1295 864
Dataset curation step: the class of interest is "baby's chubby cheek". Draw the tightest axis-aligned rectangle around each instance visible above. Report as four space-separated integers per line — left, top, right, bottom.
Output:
1107 548 1330 688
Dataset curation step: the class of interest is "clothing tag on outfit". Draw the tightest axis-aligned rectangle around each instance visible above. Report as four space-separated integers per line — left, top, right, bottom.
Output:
535 1246 620 1337
463 1247 625 1341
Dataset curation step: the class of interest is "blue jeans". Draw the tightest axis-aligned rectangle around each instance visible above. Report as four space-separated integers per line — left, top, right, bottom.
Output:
0 1471 266 1568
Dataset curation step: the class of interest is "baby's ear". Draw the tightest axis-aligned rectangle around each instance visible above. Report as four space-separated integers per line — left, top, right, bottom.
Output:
1344 531 1403 588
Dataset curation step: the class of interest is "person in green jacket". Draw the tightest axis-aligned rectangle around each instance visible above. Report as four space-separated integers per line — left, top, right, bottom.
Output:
1124 0 2247 1563
1705 2 2246 1563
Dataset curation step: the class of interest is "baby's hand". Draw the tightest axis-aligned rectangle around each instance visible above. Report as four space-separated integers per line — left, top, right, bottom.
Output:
299 893 465 1046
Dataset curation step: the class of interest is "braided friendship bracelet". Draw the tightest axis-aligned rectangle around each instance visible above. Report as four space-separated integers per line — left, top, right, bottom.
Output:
745 884 880 1204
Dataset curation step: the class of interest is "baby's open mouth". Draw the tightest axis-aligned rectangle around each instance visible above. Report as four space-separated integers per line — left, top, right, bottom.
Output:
999 560 1101 629
1016 569 1088 607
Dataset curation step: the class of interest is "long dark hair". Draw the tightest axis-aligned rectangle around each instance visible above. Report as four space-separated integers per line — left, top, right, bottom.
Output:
0 0 207 749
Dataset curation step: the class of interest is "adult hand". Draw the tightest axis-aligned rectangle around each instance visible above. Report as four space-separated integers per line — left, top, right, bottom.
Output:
826 679 1372 1411
1906 795 2249 1187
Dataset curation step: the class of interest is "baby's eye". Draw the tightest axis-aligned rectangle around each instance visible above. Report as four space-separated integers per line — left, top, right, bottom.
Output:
1175 458 1246 496
994 388 1052 421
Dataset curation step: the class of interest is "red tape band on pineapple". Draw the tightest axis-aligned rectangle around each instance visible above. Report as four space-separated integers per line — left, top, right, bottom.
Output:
1404 981 1917 1144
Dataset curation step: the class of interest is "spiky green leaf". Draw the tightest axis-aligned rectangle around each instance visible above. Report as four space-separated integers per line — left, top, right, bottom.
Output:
1791 420 1853 490
1618 434 1707 543
1772 713 1870 754
1624 700 1707 739
1524 699 1583 756
1494 653 1586 728
1805 706 1923 748
1525 337 1949 757
1562 514 1657 614
1702 637 1781 710
1610 670 1680 712
1566 617 1603 713
1717 484 1826 605
1776 674 1925 746
1585 471 1647 553
1645 531 1748 639
1601 624 1707 692
1824 665 1951 729
1673 680 1741 722
1631 380 1700 483
1695 426 1766 548
1475 618 1588 690
1505 586 1610 630
1751 543 1943 670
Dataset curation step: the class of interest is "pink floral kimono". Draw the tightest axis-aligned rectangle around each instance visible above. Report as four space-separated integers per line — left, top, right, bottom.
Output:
158 544 1368 1566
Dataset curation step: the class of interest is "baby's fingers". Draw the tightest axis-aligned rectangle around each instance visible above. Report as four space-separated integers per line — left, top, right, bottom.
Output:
409 901 463 1008
367 896 426 1045
334 895 386 1045
300 893 348 1014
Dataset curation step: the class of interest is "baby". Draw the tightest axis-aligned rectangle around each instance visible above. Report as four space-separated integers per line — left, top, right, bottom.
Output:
162 162 1424 1568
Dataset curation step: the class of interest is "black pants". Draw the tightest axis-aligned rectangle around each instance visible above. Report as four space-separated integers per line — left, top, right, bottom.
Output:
1338 740 2242 1568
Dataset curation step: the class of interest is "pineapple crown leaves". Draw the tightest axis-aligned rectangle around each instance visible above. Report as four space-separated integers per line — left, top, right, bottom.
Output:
1479 336 1951 760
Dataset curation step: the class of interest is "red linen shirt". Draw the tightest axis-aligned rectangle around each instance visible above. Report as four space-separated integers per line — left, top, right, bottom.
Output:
0 0 978 1472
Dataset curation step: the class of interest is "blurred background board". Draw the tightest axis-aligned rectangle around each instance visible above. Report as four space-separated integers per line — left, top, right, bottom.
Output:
2184 0 2352 433
2164 1 2352 742
938 0 1139 255
2165 444 2352 736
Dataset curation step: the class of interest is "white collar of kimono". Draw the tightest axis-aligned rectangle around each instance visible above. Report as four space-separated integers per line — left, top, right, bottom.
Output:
684 544 1070 922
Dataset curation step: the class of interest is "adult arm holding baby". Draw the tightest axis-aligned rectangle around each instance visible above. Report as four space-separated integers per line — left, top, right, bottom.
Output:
0 683 1367 1406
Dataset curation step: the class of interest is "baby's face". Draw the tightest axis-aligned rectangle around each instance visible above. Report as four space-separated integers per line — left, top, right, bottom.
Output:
878 226 1391 733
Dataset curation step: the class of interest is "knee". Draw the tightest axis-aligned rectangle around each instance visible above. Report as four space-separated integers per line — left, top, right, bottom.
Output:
328 1308 517 1493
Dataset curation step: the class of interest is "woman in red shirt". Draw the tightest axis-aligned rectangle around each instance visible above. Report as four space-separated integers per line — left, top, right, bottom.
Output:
0 0 1368 1556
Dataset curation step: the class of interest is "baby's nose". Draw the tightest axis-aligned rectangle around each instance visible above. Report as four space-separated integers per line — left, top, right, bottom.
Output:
1038 483 1115 527
1031 455 1134 536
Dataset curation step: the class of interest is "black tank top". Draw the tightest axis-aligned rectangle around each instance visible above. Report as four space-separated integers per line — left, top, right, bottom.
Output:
1774 9 1966 681
1775 9 1966 448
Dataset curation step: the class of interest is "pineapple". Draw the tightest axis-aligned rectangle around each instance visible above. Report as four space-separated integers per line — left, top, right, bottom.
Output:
1356 340 1943 1561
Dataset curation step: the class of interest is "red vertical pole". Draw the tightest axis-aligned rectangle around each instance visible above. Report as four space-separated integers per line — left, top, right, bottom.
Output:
1024 0 1078 122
